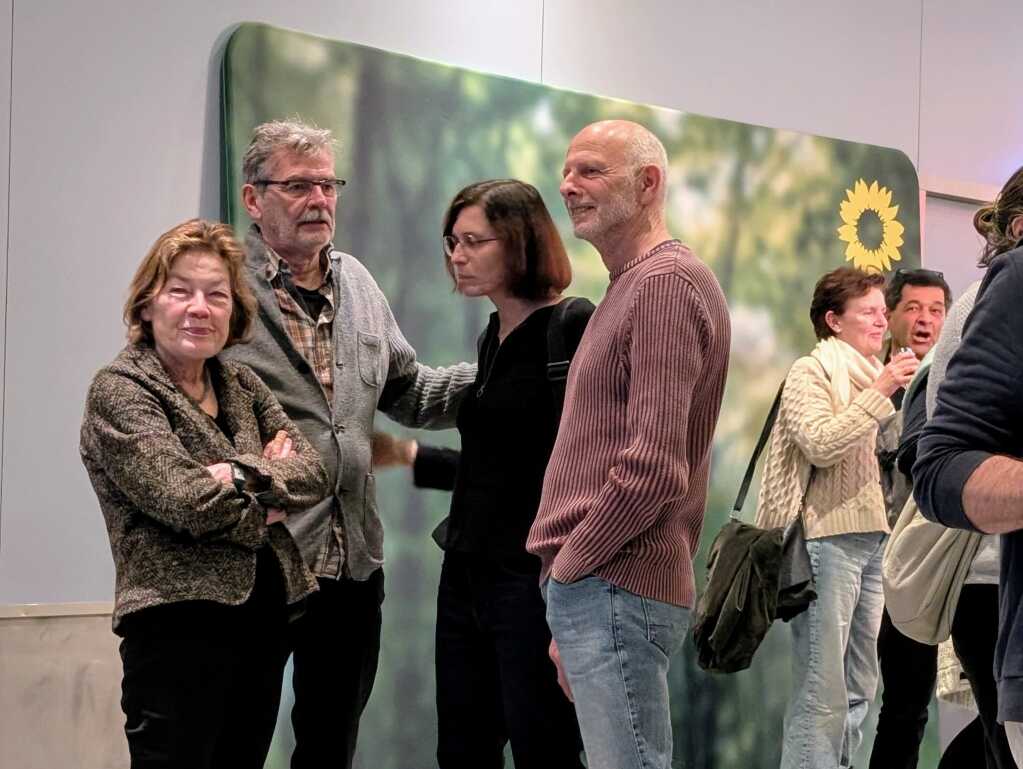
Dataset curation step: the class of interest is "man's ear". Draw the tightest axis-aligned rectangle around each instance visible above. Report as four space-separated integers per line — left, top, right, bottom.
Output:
241 184 262 221
637 164 663 205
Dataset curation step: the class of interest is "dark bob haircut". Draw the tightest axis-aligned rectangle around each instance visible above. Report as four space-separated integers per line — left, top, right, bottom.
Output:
809 266 885 341
441 179 571 300
123 218 255 347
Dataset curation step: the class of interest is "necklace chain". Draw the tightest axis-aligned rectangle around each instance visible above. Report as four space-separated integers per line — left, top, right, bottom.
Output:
476 348 499 398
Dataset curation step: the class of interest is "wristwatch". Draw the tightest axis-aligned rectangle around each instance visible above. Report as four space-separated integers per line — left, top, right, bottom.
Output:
230 462 247 495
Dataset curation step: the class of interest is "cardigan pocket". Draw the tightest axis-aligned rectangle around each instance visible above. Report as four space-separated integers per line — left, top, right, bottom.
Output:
357 332 382 387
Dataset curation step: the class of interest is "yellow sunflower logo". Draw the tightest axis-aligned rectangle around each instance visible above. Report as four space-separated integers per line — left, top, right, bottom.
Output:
837 179 905 273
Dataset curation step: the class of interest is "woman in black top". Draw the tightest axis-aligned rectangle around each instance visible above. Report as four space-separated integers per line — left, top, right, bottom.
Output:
378 180 590 768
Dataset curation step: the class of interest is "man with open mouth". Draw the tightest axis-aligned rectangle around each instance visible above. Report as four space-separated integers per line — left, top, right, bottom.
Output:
869 266 951 769
882 268 951 402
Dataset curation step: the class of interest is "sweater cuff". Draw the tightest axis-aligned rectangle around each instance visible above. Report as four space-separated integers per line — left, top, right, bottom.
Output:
853 387 896 422
231 455 274 494
922 449 990 531
412 445 458 491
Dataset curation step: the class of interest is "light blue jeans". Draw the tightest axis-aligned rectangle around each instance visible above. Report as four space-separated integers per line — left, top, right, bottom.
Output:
545 575 690 769
781 532 886 769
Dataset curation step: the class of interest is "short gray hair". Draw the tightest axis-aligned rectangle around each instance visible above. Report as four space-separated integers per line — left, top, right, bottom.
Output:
624 127 669 203
242 119 337 184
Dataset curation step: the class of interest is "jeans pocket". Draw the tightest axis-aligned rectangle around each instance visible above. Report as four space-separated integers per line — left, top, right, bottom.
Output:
642 597 689 657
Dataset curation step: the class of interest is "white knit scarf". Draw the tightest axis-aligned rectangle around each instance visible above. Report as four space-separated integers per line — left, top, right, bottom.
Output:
809 336 884 411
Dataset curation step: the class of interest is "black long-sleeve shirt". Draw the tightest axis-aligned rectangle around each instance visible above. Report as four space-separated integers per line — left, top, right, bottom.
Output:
913 246 1023 722
417 301 590 557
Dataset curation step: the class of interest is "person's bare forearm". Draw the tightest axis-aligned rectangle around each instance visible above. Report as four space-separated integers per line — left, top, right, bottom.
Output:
964 455 1023 533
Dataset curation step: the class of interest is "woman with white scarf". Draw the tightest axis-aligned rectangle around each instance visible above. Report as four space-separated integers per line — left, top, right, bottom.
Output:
756 267 919 769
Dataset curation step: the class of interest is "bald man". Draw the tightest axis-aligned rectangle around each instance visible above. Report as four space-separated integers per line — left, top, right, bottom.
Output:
527 121 731 769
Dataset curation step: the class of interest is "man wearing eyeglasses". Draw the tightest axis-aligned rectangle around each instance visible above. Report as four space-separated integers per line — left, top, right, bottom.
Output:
224 119 475 769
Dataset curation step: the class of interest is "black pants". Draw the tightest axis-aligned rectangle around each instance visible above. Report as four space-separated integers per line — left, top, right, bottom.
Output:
869 584 1013 769
938 716 987 769
949 585 1013 769
869 607 938 769
288 568 385 769
435 552 583 769
118 548 291 769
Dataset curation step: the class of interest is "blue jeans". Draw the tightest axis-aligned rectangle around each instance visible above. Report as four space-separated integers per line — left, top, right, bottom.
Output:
545 575 690 769
781 532 886 769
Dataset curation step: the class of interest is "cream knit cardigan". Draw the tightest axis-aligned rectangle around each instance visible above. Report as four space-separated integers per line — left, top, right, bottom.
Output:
755 339 895 539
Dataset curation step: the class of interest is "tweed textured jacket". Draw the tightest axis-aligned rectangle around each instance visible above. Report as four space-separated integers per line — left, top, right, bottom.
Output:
80 343 328 632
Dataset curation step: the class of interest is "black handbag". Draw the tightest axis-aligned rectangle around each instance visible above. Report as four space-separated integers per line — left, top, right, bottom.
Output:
692 380 817 673
776 501 816 621
735 380 817 622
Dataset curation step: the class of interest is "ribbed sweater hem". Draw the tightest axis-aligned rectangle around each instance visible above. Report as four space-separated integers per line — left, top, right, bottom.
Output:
540 550 695 608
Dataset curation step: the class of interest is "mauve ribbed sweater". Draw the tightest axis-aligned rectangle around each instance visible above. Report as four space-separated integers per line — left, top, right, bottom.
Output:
526 240 730 608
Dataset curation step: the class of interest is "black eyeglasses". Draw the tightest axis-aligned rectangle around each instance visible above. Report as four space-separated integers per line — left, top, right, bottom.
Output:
442 233 500 256
256 178 347 198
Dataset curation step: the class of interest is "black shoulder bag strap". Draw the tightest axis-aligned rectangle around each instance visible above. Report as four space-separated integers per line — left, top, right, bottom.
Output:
731 380 786 520
546 297 593 423
732 361 831 522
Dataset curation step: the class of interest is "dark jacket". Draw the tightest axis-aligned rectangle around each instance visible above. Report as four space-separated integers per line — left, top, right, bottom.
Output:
80 344 328 632
913 246 1023 721
896 367 929 481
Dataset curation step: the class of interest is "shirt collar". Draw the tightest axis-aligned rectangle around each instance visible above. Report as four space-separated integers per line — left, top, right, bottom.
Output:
609 239 682 280
253 225 335 288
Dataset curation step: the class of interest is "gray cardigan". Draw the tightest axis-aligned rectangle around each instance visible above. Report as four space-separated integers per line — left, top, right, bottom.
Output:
80 345 328 631
222 227 475 580
926 281 980 418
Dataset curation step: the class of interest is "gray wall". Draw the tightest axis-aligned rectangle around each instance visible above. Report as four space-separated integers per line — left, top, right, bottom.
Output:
0 0 1018 605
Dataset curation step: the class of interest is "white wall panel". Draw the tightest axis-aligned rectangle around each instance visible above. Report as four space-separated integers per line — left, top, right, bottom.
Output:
919 0 1023 191
0 0 542 604
541 0 923 160
922 195 987 298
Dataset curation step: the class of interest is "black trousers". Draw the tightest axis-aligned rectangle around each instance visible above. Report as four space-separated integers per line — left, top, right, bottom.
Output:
938 716 987 769
949 585 1013 769
869 584 1013 769
288 568 385 769
869 607 938 769
435 552 584 769
118 548 291 769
